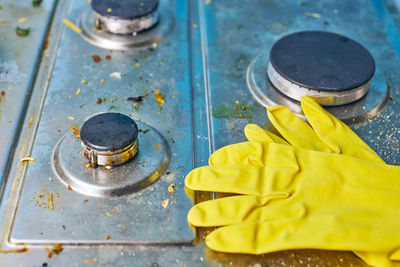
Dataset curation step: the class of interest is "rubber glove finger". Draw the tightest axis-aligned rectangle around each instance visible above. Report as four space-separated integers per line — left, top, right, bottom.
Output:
188 194 291 227
390 248 400 261
267 105 333 152
355 251 400 267
205 217 390 255
185 165 298 196
301 96 384 163
209 142 299 171
244 124 288 144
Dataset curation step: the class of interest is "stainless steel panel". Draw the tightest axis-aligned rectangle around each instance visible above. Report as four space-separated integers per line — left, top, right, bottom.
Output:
0 0 399 266
0 0 56 189
10 0 194 244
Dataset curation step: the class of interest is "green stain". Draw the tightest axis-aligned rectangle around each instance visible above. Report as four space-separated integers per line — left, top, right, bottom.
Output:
212 103 253 118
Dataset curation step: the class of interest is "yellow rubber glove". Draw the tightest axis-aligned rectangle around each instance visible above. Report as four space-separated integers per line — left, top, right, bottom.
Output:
245 96 394 267
186 97 399 266
186 142 400 256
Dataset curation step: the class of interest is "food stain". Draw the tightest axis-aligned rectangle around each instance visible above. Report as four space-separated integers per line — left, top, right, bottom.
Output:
212 102 253 118
45 243 63 258
31 189 59 210
0 246 29 254
69 125 80 137
155 89 165 105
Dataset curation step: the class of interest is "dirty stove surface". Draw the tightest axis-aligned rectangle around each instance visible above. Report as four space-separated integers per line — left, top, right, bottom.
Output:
0 0 400 266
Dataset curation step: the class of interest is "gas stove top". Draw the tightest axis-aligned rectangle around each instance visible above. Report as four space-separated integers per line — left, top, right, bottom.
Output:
0 0 400 266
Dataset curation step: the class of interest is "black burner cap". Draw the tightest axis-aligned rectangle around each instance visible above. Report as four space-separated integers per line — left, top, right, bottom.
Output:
80 113 138 152
91 0 159 20
269 31 375 92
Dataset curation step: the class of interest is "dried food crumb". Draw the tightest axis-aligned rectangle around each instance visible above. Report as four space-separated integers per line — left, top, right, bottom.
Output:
162 199 169 209
16 26 30 37
91 54 102 63
155 144 162 150
135 63 141 67
18 17 27 24
96 98 102 104
46 243 63 258
49 194 54 210
83 199 88 203
75 88 81 95
82 79 87 84
67 185 73 191
168 184 175 194
105 55 111 60
105 235 111 239
155 89 165 105
69 125 80 137
63 18 82 34
192 24 198 29
205 0 211 4
62 225 66 230
110 72 121 80
123 227 127 231
83 260 93 264
107 8 112 13
100 79 105 84
68 116 75 121
305 12 321 18
20 156 35 163
127 96 144 102
0 91 5 97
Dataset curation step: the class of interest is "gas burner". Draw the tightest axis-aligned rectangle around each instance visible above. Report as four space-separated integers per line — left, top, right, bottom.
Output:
80 0 174 50
247 32 389 123
268 31 375 106
52 116 169 197
91 0 159 34
80 113 139 168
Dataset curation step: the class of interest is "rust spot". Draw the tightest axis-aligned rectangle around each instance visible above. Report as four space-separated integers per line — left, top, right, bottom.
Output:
105 55 111 60
96 98 102 104
43 33 51 50
91 54 101 63
67 185 73 191
105 235 111 240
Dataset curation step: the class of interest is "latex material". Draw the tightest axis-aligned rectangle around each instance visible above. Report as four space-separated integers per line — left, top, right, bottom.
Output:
186 96 400 267
186 142 400 254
